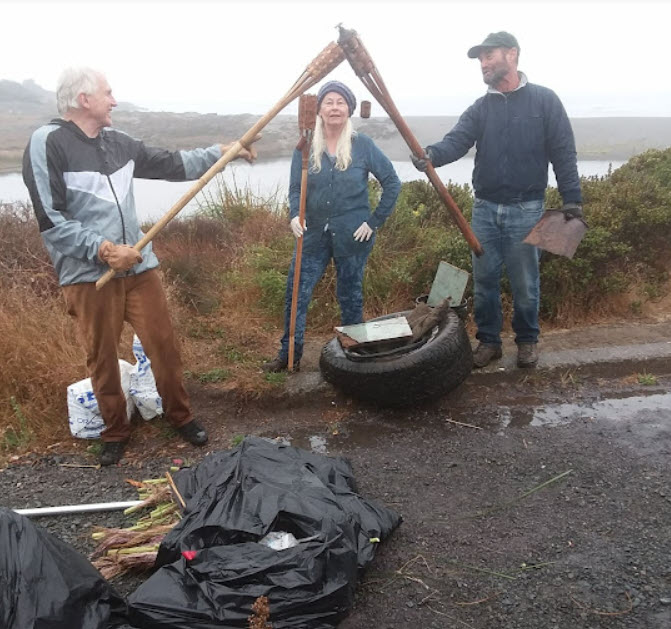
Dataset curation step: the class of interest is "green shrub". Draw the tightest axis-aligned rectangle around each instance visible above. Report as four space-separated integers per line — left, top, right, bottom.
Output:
196 151 671 323
364 180 475 311
2 396 31 450
255 268 288 316
539 149 671 317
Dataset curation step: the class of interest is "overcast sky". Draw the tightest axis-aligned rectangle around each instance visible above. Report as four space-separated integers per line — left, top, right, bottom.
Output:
3 0 670 118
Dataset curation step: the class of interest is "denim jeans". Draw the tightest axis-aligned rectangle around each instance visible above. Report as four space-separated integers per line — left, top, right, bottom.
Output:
471 197 544 345
279 231 370 362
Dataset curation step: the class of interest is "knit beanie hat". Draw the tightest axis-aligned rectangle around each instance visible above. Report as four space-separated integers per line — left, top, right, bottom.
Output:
317 81 356 116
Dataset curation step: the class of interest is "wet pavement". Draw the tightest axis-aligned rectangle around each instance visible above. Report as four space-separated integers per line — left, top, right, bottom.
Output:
273 389 671 456
237 322 671 628
260 317 671 462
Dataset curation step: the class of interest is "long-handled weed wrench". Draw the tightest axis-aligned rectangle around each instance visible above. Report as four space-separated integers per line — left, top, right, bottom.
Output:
288 94 319 372
96 41 346 290
337 25 484 257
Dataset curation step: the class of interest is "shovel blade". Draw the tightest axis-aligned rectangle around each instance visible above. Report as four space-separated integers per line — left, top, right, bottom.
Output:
523 210 588 259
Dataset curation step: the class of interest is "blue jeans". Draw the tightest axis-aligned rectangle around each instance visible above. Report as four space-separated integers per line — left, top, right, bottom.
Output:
471 197 544 345
279 233 370 362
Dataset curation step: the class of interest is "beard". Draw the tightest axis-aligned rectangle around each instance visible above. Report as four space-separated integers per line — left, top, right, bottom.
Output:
482 65 509 86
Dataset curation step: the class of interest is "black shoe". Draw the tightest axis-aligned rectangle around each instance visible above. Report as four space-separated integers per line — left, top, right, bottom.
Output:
472 342 503 368
99 441 127 466
177 420 208 446
261 356 300 373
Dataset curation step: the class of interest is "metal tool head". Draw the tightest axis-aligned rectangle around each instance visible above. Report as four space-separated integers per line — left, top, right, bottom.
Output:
298 94 318 133
337 24 375 76
523 210 588 259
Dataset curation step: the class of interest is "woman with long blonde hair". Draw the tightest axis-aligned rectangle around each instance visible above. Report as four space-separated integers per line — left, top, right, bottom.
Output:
263 81 401 372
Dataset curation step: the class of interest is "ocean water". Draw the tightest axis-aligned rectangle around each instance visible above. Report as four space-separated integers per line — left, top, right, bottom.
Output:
1 158 622 222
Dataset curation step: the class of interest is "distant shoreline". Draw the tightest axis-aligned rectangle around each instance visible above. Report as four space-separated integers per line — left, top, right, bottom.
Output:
0 152 643 176
2 112 670 174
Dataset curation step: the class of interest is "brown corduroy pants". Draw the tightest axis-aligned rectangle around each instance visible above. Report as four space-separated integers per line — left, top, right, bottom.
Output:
62 269 192 442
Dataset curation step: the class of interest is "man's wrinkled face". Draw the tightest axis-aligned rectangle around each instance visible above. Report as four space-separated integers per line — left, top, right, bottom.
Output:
478 47 515 86
82 75 117 130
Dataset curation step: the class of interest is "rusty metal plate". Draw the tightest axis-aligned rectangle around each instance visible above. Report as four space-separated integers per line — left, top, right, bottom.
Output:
523 210 588 259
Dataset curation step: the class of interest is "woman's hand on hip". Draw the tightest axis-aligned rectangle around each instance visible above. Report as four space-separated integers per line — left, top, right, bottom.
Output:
353 221 373 242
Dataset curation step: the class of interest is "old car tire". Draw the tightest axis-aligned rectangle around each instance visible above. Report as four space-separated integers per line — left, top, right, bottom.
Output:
319 309 473 407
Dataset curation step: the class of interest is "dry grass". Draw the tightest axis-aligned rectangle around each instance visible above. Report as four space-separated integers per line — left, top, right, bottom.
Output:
549 268 671 327
0 195 296 456
0 282 85 447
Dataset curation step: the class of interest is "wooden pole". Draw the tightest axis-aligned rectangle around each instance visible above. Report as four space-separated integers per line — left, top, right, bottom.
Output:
337 26 483 257
288 94 318 372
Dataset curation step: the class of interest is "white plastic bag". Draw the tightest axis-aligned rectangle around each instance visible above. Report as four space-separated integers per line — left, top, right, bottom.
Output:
67 360 135 439
258 531 300 551
129 335 163 420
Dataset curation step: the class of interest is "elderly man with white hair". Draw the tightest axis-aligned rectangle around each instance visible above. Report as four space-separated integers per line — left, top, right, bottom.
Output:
23 67 256 465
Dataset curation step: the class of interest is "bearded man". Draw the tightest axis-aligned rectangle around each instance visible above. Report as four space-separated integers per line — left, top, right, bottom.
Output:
413 32 582 369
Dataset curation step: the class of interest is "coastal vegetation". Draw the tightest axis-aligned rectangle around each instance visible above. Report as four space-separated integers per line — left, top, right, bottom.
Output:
1 148 670 452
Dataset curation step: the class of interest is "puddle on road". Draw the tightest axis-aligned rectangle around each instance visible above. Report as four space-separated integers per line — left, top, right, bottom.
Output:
270 418 401 455
272 392 671 454
500 392 671 428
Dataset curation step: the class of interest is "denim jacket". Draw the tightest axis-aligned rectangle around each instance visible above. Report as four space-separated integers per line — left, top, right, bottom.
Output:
289 133 401 257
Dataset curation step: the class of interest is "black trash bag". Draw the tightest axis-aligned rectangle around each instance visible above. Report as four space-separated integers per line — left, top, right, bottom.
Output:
0 507 130 629
128 437 401 628
129 523 358 629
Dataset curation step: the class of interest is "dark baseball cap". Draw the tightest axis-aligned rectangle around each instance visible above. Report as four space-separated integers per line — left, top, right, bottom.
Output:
467 31 520 58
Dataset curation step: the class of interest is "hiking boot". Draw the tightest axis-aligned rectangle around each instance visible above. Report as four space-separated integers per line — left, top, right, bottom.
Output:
472 342 503 368
261 356 300 373
99 441 127 466
517 343 539 368
177 420 208 446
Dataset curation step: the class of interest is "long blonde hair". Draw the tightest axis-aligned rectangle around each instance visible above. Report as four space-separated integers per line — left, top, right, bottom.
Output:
310 117 355 172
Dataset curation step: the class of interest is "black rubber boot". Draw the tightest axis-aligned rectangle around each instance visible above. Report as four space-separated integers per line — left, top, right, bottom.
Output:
177 420 208 446
99 441 127 466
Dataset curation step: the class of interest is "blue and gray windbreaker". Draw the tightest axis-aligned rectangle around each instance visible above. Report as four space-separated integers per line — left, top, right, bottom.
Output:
23 118 222 285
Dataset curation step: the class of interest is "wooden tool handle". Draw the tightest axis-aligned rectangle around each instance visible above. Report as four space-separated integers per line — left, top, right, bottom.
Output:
337 25 483 257
95 138 260 289
288 97 318 371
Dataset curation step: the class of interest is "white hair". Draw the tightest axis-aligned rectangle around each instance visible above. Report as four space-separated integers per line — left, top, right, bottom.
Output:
310 117 355 173
56 67 104 115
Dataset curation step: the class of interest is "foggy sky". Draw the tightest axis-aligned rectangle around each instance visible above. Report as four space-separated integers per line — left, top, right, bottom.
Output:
3 0 670 118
